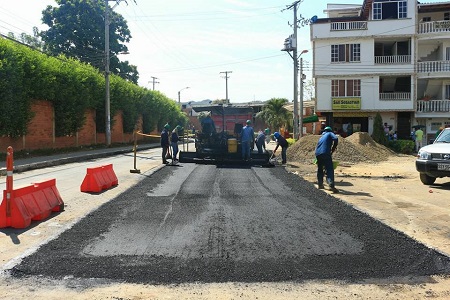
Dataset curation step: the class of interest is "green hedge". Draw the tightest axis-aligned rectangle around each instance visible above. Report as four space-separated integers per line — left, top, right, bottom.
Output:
387 139 415 154
0 38 187 137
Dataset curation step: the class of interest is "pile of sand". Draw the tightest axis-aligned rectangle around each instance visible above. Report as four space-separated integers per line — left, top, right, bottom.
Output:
287 132 395 165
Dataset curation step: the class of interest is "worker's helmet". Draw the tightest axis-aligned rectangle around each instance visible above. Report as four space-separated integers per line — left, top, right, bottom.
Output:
324 126 332 132
264 128 270 134
274 132 280 138
176 125 182 130
164 124 170 129
246 120 251 125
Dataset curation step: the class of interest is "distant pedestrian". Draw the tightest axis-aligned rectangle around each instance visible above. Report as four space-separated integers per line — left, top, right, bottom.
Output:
161 124 170 164
415 127 424 151
171 125 182 162
273 131 288 164
315 126 338 193
240 120 254 161
264 128 271 144
255 130 266 154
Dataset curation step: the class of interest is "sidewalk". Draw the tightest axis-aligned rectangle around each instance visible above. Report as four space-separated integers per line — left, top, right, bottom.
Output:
0 143 160 176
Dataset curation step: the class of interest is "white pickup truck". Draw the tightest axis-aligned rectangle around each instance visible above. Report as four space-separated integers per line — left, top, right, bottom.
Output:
416 127 450 185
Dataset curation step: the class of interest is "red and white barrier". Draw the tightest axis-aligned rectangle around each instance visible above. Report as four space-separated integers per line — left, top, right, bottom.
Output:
80 164 118 193
0 147 64 229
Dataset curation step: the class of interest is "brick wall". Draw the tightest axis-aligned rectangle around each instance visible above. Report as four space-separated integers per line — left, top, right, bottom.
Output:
0 100 143 153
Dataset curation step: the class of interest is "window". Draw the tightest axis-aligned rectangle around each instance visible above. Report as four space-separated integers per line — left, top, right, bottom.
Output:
332 80 361 97
373 0 407 20
331 44 360 62
445 12 450 20
422 17 431 22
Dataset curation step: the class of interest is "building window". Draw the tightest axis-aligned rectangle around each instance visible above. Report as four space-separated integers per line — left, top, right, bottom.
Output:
445 12 450 20
332 80 361 97
331 44 360 62
373 0 407 20
422 17 431 22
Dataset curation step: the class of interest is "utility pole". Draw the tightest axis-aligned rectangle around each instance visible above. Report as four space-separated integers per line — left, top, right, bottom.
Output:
104 0 134 146
105 0 111 146
149 76 159 90
282 0 312 139
220 71 232 104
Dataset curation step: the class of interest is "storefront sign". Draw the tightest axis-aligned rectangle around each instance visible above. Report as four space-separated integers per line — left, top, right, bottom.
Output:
332 97 361 110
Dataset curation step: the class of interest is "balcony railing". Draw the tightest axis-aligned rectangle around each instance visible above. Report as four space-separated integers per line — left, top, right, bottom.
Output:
375 55 411 64
418 61 450 73
379 92 411 100
417 99 450 113
330 21 367 31
419 20 450 34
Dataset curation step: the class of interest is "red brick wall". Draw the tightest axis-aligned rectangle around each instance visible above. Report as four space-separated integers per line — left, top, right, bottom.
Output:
0 100 139 153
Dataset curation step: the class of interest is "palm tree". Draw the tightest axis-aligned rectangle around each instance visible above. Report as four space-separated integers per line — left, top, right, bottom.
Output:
256 98 292 132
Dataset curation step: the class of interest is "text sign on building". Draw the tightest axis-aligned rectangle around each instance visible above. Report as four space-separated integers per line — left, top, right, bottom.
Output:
332 97 361 110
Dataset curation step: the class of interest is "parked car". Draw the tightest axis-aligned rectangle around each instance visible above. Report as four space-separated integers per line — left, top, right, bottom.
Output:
416 127 450 185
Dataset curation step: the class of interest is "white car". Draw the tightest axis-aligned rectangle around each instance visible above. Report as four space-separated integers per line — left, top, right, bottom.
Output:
416 128 450 185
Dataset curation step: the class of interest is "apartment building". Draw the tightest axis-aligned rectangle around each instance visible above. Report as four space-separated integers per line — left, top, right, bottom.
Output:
311 0 450 143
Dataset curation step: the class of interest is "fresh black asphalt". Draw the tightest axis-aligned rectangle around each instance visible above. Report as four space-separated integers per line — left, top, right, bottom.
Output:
9 164 450 284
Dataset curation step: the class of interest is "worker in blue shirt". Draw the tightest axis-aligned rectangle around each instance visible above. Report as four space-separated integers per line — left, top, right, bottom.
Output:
241 120 254 161
315 126 338 192
273 131 288 164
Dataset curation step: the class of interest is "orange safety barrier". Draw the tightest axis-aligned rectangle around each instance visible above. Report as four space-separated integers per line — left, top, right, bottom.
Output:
80 164 118 193
0 147 64 229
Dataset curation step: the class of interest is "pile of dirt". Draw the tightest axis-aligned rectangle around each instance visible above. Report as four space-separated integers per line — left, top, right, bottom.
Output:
287 132 395 165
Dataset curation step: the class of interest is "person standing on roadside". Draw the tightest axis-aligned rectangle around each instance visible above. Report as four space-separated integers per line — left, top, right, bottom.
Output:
161 123 170 164
273 131 288 164
171 125 182 162
240 120 254 161
415 127 424 151
315 126 339 193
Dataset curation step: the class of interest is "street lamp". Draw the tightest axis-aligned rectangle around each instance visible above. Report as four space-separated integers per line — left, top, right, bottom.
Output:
178 86 190 103
298 49 308 138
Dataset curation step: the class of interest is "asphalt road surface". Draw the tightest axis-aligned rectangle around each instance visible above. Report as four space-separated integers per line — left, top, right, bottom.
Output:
9 163 450 284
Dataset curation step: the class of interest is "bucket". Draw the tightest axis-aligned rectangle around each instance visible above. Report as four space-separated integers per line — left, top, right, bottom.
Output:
228 138 237 153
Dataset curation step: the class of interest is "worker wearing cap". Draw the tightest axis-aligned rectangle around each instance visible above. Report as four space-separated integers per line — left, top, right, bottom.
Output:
171 125 182 162
315 126 338 192
273 131 288 164
241 120 254 161
161 123 170 164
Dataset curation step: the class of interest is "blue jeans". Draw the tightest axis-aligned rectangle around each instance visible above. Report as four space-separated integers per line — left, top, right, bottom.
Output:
171 142 179 160
242 141 251 160
316 153 334 187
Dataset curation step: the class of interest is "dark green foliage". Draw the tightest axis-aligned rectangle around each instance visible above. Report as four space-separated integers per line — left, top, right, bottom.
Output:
255 98 292 133
371 112 388 146
387 140 415 154
0 38 184 139
40 0 139 83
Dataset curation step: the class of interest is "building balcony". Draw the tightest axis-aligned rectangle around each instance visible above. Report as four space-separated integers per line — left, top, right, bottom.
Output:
418 61 450 73
330 21 367 31
375 55 411 64
417 99 450 113
379 92 411 101
419 20 450 34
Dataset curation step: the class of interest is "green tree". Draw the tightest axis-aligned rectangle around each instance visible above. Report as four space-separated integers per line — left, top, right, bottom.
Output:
372 112 388 145
255 98 292 132
40 0 139 83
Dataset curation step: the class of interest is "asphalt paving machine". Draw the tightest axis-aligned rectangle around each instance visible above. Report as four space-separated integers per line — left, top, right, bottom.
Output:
179 105 273 166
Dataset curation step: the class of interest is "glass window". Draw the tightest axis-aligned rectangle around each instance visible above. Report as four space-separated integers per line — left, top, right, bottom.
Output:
332 80 361 97
398 1 407 19
445 12 450 20
331 44 360 62
373 2 382 20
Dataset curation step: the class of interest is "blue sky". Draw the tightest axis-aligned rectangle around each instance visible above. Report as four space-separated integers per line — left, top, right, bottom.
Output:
0 0 444 103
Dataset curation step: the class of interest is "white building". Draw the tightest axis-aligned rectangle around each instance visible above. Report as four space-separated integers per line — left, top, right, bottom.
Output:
311 0 450 143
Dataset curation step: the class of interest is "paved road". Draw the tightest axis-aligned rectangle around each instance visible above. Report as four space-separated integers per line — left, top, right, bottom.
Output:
9 162 450 284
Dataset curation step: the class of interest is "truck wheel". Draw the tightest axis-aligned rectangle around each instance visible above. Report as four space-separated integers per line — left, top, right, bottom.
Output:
419 173 436 185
